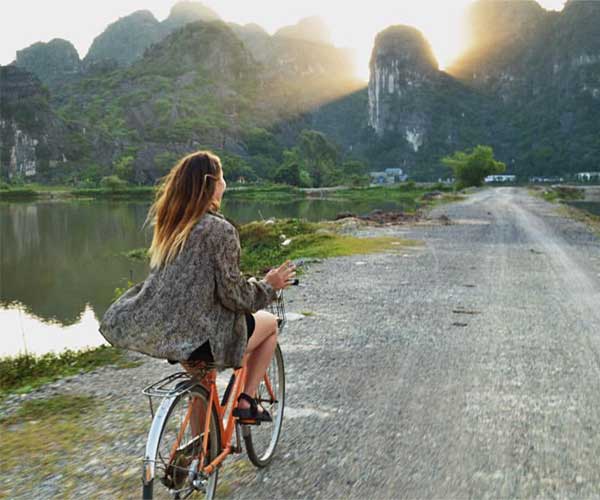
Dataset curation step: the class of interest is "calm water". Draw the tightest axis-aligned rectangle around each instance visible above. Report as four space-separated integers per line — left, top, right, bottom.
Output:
0 197 404 356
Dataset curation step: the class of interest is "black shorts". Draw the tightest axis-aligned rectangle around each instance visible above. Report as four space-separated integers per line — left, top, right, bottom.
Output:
168 313 255 364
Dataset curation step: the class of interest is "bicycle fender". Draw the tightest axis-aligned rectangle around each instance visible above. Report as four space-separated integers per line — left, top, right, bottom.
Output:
142 395 177 486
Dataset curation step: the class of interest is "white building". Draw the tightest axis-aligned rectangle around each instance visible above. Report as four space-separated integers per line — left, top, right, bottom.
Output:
576 172 600 182
485 174 516 183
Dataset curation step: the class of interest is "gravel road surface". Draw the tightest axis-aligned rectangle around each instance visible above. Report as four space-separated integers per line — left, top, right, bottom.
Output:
4 187 600 499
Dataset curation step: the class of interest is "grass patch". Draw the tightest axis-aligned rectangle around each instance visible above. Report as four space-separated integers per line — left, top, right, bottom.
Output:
557 204 600 237
300 311 315 317
427 193 467 206
0 187 41 201
531 185 585 203
123 218 420 275
0 345 139 397
328 182 454 207
70 186 155 199
225 184 303 202
1 394 97 425
122 248 149 261
239 219 420 275
0 395 103 487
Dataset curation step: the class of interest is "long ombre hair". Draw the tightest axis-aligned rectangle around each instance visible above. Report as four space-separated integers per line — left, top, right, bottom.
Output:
146 151 222 269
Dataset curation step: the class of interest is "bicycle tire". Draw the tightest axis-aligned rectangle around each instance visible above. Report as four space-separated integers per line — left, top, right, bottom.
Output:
143 384 221 499
244 343 285 467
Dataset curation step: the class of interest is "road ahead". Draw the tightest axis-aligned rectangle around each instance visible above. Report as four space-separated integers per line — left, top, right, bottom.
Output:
237 187 600 499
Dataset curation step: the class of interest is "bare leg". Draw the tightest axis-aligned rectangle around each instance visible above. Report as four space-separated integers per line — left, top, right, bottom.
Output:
238 310 278 410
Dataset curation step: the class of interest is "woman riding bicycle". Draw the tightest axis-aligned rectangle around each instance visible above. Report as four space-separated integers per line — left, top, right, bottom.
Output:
100 150 296 422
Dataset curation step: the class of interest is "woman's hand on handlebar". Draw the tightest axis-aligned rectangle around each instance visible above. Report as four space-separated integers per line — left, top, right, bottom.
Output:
265 260 296 290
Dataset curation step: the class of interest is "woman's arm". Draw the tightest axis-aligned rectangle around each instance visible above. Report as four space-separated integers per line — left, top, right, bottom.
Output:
212 222 276 312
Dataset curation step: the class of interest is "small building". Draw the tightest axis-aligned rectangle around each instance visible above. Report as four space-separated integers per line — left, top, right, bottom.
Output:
384 168 408 183
529 176 565 183
576 172 600 182
370 168 408 185
485 174 517 183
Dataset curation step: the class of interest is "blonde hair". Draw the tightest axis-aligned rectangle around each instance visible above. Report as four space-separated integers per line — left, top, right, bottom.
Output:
146 150 222 269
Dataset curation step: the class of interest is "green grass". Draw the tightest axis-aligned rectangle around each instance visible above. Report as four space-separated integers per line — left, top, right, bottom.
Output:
531 185 585 203
225 184 303 202
0 184 156 201
1 394 97 425
122 248 149 261
0 345 140 397
0 187 41 200
70 186 156 198
238 219 420 275
327 182 456 209
123 218 420 276
0 394 104 494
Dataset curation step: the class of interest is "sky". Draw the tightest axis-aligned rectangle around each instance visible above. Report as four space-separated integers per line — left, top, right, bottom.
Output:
1 0 567 81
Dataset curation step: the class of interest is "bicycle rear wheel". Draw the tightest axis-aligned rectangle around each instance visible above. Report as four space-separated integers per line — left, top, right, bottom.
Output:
244 343 285 467
143 385 221 499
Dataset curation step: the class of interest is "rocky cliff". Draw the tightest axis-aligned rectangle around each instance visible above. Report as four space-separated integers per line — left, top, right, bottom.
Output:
274 16 332 45
83 10 164 69
15 39 81 90
368 26 438 142
0 66 73 179
83 2 221 70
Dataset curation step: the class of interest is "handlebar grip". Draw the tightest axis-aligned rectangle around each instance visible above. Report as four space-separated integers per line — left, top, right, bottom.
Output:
291 278 299 286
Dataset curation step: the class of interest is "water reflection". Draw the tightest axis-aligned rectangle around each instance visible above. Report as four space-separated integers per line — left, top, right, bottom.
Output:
1 201 151 332
1 197 405 355
1 303 105 355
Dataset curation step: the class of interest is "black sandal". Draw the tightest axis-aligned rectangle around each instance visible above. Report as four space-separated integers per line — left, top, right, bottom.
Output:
232 393 272 424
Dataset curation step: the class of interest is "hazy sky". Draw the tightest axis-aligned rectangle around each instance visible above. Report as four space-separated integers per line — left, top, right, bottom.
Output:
2 0 567 80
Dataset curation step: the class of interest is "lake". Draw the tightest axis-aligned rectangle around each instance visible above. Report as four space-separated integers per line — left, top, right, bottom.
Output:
0 196 406 356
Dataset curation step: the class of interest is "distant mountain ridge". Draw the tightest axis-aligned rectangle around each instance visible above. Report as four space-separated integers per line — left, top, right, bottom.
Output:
2 0 599 183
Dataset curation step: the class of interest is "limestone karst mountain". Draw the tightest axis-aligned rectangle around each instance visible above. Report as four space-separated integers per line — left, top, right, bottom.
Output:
15 38 81 90
2 0 599 182
274 16 332 45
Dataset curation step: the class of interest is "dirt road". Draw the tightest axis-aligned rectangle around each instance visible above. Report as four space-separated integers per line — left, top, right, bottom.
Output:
237 187 600 498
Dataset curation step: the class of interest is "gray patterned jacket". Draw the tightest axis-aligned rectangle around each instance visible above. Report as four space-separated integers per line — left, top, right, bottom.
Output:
99 212 276 368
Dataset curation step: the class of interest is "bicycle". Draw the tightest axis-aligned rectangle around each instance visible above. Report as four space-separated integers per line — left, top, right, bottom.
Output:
141 283 296 499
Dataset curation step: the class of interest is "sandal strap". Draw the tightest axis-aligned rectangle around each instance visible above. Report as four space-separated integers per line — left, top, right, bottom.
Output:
238 392 258 412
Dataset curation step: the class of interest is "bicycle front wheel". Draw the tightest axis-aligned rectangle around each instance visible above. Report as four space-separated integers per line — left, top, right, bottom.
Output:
143 384 221 499
244 343 285 467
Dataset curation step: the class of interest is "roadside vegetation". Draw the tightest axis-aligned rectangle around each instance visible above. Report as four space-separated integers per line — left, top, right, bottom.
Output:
0 346 139 398
122 218 420 277
441 145 506 189
530 185 585 203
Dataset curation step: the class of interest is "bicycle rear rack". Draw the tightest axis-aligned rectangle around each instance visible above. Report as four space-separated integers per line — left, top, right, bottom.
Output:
142 372 201 419
142 371 196 398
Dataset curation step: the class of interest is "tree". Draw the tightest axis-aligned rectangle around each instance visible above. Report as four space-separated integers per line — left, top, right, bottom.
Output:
441 145 506 188
274 162 302 186
278 130 341 187
100 175 127 191
114 155 135 183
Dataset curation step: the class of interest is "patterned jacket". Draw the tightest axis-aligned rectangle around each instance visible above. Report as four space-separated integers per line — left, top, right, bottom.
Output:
99 212 276 368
